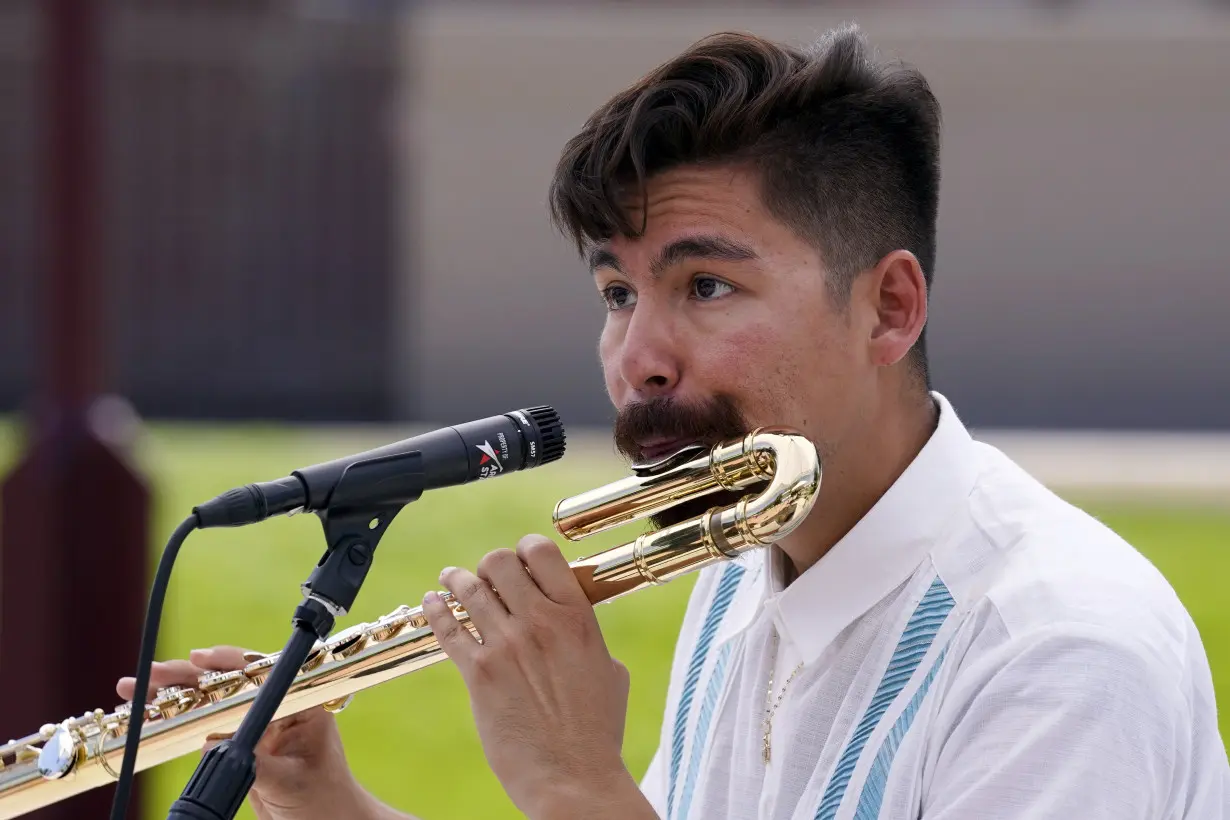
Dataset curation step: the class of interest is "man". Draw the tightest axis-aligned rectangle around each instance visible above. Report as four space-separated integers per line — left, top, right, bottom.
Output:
120 24 1228 820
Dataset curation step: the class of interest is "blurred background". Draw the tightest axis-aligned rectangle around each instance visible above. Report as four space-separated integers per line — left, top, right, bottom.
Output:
0 1 1227 818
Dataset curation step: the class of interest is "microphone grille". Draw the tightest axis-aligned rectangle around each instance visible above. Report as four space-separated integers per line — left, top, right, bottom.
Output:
524 405 566 466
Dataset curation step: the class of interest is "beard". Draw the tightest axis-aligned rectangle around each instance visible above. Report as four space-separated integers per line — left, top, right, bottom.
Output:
612 394 753 531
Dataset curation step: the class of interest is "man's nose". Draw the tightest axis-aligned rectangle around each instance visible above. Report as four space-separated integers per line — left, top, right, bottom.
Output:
616 303 681 398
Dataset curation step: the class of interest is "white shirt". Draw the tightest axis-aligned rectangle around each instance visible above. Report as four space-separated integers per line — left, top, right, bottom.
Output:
637 392 1229 820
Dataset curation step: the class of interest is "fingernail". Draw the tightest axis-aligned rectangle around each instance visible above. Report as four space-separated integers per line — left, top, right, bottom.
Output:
439 567 456 583
423 590 439 605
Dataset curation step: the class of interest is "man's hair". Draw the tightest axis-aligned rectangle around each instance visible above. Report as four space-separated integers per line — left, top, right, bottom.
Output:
548 24 942 388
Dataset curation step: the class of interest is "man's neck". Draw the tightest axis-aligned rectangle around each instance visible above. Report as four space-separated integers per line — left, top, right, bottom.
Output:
779 391 939 579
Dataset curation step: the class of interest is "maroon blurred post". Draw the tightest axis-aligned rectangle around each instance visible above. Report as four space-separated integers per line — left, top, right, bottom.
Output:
0 0 149 818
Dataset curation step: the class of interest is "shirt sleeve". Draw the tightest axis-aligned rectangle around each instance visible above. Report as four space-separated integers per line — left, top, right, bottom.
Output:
922 623 1190 820
638 744 667 817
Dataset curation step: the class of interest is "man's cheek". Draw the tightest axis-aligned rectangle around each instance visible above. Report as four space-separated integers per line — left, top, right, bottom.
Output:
707 327 804 422
706 325 780 377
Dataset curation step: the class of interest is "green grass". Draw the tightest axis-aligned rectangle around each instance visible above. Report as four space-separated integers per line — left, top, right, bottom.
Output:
0 421 1227 819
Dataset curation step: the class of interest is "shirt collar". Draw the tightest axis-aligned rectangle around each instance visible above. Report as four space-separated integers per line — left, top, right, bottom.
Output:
749 391 981 665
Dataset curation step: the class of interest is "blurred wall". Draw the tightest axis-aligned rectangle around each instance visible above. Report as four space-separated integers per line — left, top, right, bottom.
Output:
0 3 401 421
399 6 1230 431
1 4 1227 431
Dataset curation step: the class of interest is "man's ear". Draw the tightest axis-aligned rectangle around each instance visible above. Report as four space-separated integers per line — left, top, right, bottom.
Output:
866 250 927 367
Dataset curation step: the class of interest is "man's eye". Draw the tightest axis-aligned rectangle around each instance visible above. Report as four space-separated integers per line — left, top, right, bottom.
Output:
691 276 734 301
601 285 637 311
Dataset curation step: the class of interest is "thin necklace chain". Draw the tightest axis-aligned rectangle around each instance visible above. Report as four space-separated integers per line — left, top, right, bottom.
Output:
763 630 804 764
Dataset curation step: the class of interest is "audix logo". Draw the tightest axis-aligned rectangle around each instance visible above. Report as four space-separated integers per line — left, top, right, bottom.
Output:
476 440 504 478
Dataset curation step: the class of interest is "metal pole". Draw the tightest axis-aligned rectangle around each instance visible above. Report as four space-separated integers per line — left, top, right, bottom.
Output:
0 0 150 817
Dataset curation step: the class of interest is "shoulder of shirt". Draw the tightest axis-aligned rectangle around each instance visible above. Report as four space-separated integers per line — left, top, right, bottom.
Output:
937 440 1202 691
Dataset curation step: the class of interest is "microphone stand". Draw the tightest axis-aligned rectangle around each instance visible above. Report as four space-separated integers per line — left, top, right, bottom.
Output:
165 455 425 820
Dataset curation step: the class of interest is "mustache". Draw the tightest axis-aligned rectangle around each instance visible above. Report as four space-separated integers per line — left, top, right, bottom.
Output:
612 395 750 462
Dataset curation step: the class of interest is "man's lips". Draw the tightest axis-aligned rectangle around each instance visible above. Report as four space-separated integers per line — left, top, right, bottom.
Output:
636 437 701 462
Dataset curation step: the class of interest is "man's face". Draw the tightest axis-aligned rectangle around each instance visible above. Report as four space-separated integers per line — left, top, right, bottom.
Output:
593 165 874 472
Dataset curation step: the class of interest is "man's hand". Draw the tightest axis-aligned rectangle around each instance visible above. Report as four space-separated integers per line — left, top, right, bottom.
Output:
422 534 657 820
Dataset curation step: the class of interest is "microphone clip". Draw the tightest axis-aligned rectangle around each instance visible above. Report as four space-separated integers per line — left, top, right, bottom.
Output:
301 451 426 621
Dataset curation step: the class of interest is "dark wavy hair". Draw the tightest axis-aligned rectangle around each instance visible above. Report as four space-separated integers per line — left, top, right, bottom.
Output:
548 24 942 387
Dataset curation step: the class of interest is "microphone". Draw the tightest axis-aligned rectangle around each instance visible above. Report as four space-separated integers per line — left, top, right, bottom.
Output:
192 405 566 529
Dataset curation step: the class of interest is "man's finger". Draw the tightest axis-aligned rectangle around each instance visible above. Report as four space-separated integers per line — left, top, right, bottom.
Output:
439 566 508 640
422 590 480 667
116 659 203 700
477 548 541 615
516 535 588 606
116 645 257 700
189 645 253 672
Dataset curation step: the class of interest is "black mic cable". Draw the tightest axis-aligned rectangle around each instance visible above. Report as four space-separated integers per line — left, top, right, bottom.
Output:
109 514 197 820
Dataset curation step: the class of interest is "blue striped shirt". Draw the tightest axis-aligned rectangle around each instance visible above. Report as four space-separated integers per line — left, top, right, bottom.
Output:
637 392 1228 820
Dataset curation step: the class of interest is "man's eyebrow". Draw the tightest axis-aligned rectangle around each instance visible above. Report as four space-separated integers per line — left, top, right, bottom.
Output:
587 234 760 278
588 247 622 274
650 235 759 279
